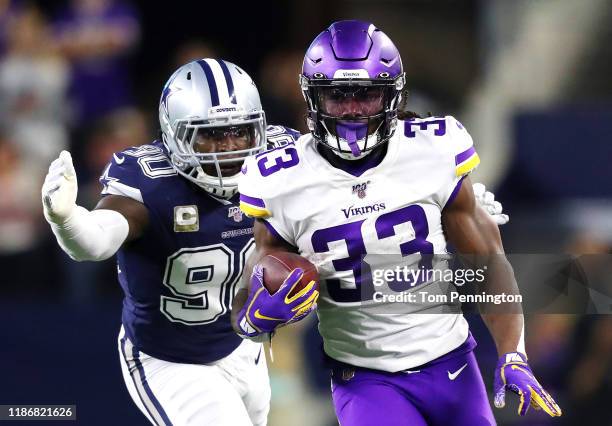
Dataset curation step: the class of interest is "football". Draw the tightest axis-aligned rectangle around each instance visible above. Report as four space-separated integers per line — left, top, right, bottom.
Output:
257 252 319 297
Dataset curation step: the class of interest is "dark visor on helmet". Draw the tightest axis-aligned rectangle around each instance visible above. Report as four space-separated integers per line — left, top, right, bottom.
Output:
317 86 386 117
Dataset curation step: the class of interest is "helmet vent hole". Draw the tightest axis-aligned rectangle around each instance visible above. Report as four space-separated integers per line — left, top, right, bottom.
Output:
235 66 243 74
378 72 390 78
312 58 322 64
313 72 325 79
186 72 191 80
381 58 391 64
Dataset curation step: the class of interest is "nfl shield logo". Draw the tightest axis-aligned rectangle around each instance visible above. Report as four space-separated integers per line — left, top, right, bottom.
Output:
352 181 370 199
228 206 243 222
341 368 355 381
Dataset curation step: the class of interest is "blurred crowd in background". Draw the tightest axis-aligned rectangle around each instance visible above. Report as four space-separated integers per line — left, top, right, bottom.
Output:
0 0 611 425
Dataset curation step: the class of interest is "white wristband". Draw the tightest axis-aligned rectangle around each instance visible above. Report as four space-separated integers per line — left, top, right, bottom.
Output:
517 323 526 355
48 206 129 261
237 331 272 343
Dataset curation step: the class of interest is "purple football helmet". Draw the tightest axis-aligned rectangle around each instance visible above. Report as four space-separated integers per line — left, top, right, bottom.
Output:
300 20 405 160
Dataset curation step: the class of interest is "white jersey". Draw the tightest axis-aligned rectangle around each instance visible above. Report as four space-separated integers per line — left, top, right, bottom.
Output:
238 116 481 372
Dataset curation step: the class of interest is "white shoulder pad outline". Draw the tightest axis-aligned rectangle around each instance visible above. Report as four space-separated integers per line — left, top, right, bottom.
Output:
100 163 144 203
117 145 177 179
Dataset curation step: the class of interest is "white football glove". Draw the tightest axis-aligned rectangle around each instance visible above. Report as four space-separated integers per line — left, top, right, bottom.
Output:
42 150 78 224
473 183 509 225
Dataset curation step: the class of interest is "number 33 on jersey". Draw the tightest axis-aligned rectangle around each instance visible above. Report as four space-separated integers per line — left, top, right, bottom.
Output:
238 115 481 371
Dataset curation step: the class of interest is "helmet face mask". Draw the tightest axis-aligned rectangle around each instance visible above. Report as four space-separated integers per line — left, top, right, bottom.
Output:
168 113 264 192
159 59 266 198
301 20 405 160
195 124 258 176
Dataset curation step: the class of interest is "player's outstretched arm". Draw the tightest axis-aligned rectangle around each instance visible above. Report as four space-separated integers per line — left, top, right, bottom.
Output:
42 151 148 262
231 219 314 339
442 177 561 418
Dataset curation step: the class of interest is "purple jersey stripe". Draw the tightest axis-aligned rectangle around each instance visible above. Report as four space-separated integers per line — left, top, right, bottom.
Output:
444 176 465 209
455 146 476 165
262 219 295 248
240 193 266 208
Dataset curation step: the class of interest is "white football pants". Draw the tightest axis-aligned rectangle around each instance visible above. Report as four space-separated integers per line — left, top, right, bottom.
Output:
118 327 270 426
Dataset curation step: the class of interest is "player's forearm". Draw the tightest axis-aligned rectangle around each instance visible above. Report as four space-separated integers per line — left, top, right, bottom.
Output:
231 266 272 343
231 288 249 333
232 219 297 338
231 247 268 332
42 151 132 262
482 313 525 356
48 206 129 262
443 180 526 356
477 256 526 356
238 219 297 295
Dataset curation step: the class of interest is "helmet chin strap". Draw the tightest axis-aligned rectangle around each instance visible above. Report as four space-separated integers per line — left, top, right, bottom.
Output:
194 168 239 199
336 121 368 157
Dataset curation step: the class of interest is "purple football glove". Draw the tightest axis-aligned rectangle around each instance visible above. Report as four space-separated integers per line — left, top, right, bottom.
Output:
236 264 319 337
494 352 562 417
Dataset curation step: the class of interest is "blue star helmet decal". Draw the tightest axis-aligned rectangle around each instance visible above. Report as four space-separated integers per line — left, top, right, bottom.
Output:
161 74 182 115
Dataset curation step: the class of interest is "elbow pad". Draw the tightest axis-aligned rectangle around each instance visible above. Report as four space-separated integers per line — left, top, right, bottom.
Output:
48 206 129 261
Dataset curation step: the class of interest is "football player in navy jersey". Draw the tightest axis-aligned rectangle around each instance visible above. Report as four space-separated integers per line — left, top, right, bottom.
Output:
41 59 310 426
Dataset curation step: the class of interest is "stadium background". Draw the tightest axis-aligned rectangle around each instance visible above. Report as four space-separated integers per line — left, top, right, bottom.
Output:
1 0 611 424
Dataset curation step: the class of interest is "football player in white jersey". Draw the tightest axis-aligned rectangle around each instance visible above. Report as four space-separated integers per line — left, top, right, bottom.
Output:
233 21 561 425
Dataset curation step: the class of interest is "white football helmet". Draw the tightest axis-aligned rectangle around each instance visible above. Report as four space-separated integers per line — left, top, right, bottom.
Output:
159 59 266 198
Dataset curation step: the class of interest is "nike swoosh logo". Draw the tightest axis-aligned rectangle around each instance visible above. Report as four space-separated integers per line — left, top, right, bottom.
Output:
447 363 468 380
254 309 284 322
255 347 262 365
113 153 125 164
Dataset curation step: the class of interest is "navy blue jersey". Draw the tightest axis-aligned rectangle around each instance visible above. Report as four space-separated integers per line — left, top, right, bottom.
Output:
99 125 299 364
264 124 301 148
